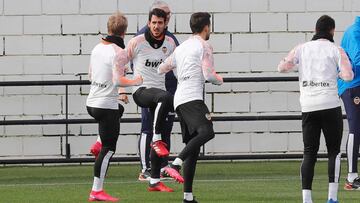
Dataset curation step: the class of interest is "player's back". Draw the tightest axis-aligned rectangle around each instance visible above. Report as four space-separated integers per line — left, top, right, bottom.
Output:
87 43 119 109
173 36 206 109
297 40 341 112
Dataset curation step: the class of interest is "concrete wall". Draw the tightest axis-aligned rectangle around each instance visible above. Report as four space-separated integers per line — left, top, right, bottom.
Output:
0 0 357 158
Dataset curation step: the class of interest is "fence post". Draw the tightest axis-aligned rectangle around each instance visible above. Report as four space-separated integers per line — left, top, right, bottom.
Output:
65 85 71 159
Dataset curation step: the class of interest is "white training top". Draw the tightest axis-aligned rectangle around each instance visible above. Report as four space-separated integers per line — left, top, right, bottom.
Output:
158 35 223 109
278 39 353 112
86 43 127 110
127 34 176 92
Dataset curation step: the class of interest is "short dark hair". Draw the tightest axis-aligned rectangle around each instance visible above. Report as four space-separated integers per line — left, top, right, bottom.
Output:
315 15 335 33
190 12 211 34
148 8 167 22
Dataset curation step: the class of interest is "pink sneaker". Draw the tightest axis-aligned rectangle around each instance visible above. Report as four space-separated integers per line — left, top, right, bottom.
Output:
90 141 102 158
163 164 184 183
88 190 119 202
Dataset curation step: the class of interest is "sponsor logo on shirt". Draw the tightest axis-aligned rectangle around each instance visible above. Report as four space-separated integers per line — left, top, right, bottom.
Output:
145 59 163 68
91 81 107 88
302 81 330 87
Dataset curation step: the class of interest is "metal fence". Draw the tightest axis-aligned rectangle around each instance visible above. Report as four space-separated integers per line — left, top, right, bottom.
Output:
0 76 342 164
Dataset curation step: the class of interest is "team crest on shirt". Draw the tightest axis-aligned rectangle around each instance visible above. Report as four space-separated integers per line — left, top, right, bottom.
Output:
354 97 360 105
162 46 167 54
205 113 212 120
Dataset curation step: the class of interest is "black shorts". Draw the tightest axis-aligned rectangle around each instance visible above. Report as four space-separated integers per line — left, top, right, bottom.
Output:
176 100 213 143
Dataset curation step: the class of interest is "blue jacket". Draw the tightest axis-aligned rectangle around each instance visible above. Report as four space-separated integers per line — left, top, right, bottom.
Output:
338 16 360 95
136 26 179 95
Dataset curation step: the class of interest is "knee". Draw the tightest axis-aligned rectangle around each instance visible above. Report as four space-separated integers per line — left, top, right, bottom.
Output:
102 145 116 153
197 124 215 141
159 93 173 109
118 104 124 118
302 154 317 164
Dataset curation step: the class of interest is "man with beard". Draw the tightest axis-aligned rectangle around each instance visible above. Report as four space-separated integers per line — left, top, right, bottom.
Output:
278 15 353 203
127 8 179 192
136 0 179 182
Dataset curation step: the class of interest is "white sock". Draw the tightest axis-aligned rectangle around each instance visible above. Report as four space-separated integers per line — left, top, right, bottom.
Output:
96 136 101 143
172 158 183 166
150 178 160 185
152 133 162 142
184 192 193 201
92 177 103 192
328 182 338 201
348 172 358 182
302 189 312 203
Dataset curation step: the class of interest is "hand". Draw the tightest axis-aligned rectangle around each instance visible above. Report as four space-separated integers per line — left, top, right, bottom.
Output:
134 75 143 86
118 94 129 104
214 75 223 85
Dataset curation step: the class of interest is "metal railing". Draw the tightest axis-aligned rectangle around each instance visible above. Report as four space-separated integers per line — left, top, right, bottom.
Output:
0 76 340 164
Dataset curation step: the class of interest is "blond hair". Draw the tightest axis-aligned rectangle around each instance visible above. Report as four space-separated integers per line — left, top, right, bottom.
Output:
107 12 128 35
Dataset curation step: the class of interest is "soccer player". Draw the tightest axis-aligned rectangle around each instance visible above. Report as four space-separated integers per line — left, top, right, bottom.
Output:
338 16 360 191
158 12 223 203
86 12 142 202
127 8 177 192
136 0 179 182
278 15 353 203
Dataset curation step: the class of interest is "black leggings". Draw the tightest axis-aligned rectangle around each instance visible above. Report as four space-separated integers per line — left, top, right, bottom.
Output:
133 87 174 136
301 107 343 189
133 87 174 178
87 105 123 178
180 124 215 192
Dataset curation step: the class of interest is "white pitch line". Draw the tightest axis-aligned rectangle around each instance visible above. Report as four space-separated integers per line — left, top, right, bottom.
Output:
0 176 318 188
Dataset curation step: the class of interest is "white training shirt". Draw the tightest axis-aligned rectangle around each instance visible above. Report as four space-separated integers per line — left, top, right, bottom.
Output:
127 34 176 92
159 35 223 109
278 39 353 112
86 43 127 110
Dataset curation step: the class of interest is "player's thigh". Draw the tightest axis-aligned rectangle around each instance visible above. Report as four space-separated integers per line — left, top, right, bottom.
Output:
98 109 120 149
133 87 158 108
321 107 343 152
302 111 321 153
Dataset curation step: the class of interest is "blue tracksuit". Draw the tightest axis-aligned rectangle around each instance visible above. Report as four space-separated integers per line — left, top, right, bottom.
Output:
338 16 360 174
